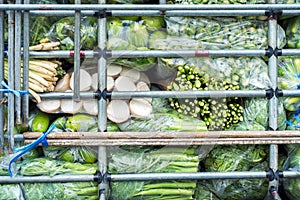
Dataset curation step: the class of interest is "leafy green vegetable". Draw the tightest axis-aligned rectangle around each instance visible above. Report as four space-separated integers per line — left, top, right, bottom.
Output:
0 184 24 200
195 145 269 200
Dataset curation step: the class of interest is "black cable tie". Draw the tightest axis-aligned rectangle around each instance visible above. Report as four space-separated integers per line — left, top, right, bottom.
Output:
94 47 107 58
265 46 274 57
102 89 112 101
93 171 102 183
265 10 282 20
275 88 283 98
266 88 274 99
95 90 102 100
277 170 284 178
94 10 112 18
266 168 276 181
105 173 111 182
274 48 282 57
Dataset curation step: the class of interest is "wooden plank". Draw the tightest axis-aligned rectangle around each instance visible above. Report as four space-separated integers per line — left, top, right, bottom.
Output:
25 137 300 146
23 130 300 140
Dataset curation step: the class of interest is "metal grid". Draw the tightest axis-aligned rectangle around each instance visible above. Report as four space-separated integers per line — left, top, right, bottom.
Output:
0 2 300 200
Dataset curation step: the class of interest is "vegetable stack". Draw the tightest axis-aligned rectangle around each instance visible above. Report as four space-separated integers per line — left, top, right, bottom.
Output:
108 146 199 200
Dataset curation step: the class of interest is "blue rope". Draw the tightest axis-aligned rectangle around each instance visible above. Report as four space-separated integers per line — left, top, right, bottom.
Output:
0 81 29 97
8 123 56 177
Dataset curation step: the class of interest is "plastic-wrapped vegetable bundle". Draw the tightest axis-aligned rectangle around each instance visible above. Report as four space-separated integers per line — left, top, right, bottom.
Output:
107 16 166 71
282 146 300 200
243 98 287 130
22 182 98 200
195 145 269 200
165 16 286 49
45 16 97 50
166 0 295 4
278 56 300 111
0 184 24 200
286 16 300 48
108 146 199 200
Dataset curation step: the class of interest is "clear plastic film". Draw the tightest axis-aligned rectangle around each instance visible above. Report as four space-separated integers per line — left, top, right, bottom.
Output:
0 184 25 200
195 145 269 200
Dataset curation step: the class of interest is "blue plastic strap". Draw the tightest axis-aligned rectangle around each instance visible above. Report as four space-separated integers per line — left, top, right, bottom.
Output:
8 123 56 177
0 81 29 97
285 108 300 129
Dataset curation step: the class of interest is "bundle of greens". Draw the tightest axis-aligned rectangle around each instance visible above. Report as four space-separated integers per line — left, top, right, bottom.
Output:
45 16 97 50
285 16 300 48
165 16 286 49
278 56 300 111
243 98 287 130
195 145 269 200
282 146 300 200
107 16 166 71
19 157 97 176
0 184 24 200
22 182 98 200
108 146 199 200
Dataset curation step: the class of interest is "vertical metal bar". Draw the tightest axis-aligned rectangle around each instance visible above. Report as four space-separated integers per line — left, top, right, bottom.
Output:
268 9 281 200
14 0 22 125
22 0 30 127
73 0 81 102
0 0 5 155
97 1 108 200
7 1 15 154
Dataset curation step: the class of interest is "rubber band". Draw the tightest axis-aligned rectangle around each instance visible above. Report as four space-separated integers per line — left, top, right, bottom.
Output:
0 81 29 97
8 123 56 177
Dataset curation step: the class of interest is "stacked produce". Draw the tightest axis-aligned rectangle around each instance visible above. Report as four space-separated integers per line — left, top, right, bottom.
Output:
285 16 300 48
165 16 286 50
108 146 199 200
278 56 300 112
36 63 153 123
0 184 24 200
195 144 269 200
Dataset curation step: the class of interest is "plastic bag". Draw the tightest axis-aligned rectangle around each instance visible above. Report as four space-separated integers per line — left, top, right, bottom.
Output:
0 184 25 200
165 16 286 49
108 146 199 200
278 56 300 111
45 16 97 50
282 146 300 200
195 145 269 200
243 98 287 130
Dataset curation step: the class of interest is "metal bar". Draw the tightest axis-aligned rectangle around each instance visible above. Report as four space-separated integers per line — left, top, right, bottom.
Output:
23 49 267 58
281 49 300 56
267 9 280 200
109 171 268 182
165 10 267 16
7 4 15 154
281 90 300 97
73 0 81 102
0 4 300 11
0 0 4 155
0 174 95 184
14 0 22 125
37 90 267 99
4 134 24 141
281 171 300 178
22 0 30 128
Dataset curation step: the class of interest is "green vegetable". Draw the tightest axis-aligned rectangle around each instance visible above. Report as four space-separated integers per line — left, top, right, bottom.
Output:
0 184 24 200
31 111 50 132
65 114 97 132
141 16 165 32
109 146 199 200
195 145 269 200
286 16 300 48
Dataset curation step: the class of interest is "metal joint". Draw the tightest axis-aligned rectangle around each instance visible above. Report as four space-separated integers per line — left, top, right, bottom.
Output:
102 89 111 101
94 47 106 58
265 88 274 99
265 46 274 57
274 48 282 57
93 171 102 183
104 173 111 182
265 10 282 20
94 10 111 18
276 170 284 179
266 168 276 181
95 90 102 100
275 88 283 98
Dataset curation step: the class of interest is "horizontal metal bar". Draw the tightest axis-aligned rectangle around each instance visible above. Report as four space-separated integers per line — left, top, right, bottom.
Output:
28 50 95 58
38 92 96 99
281 90 300 97
110 50 267 58
108 171 267 181
281 49 300 56
0 4 300 11
281 171 300 178
165 10 267 16
37 90 267 100
0 174 95 184
4 134 24 141
111 90 267 99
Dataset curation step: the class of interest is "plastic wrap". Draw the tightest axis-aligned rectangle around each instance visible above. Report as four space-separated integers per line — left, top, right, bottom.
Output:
107 17 166 71
108 146 199 200
278 56 300 111
0 184 24 200
243 98 287 130
282 146 300 200
286 16 300 48
22 182 98 200
165 16 286 49
195 145 269 200
45 16 97 50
